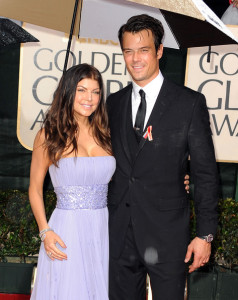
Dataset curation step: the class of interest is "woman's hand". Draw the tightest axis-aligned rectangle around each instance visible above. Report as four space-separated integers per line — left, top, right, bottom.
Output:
184 174 190 193
43 231 67 261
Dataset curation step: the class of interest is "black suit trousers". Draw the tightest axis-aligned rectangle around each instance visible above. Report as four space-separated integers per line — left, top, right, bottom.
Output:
109 222 187 300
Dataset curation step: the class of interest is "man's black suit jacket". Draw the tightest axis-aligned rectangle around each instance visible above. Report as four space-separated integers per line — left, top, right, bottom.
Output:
107 78 218 263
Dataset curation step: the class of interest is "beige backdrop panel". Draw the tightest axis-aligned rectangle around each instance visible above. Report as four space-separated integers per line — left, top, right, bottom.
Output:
185 26 238 162
17 23 130 150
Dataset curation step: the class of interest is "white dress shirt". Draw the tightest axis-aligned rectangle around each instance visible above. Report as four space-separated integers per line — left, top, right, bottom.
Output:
132 72 164 130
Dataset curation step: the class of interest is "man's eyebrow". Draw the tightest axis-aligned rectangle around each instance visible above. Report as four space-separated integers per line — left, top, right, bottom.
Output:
123 46 150 51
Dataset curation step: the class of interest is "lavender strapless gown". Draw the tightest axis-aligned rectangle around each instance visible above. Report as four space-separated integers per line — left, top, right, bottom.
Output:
31 156 116 300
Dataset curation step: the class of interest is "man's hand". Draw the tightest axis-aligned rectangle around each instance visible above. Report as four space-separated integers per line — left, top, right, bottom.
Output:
184 237 211 273
231 0 238 8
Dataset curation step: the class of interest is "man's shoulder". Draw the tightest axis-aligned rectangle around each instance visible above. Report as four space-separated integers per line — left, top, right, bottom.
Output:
106 83 132 115
163 78 205 105
107 83 132 101
163 78 200 96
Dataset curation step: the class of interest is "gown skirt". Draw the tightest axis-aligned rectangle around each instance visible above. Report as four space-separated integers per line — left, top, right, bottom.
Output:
30 156 116 300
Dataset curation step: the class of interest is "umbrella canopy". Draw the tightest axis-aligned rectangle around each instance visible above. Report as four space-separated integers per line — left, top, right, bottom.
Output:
128 0 238 47
0 18 39 46
0 0 237 48
79 0 238 48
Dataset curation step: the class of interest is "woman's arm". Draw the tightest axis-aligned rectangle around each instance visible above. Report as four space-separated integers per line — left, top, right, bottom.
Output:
29 130 50 231
29 130 67 261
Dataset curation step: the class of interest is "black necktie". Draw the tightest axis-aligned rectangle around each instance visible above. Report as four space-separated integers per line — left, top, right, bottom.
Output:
134 89 146 137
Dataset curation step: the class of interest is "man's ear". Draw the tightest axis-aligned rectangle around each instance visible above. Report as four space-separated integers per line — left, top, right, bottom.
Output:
157 44 163 59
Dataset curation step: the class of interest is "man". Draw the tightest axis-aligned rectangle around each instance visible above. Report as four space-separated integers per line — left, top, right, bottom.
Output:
107 14 218 300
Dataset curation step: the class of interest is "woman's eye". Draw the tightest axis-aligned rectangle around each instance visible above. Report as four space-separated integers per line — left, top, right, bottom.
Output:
93 91 100 95
77 89 85 92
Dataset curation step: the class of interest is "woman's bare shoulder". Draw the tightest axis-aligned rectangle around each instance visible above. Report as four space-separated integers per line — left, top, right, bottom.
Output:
33 128 46 149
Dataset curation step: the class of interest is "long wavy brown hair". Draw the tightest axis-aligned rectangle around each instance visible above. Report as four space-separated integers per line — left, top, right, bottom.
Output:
43 63 112 165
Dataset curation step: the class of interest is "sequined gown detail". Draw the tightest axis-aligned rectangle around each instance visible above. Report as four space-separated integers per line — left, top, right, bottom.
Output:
30 156 116 300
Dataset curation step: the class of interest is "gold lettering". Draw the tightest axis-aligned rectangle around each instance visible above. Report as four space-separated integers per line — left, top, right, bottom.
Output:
76 37 118 45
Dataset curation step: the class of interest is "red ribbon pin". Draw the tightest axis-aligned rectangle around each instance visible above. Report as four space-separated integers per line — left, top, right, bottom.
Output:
143 126 153 141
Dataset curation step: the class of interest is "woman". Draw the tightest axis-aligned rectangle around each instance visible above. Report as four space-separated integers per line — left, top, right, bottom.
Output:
29 64 115 300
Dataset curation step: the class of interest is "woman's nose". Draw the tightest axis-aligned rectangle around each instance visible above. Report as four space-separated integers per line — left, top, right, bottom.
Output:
87 92 92 101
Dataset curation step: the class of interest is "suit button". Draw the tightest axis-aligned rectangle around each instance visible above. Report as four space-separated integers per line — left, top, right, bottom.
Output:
125 203 130 207
129 177 135 184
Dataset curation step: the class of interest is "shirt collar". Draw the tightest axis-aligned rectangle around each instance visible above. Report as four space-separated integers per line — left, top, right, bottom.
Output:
132 71 164 101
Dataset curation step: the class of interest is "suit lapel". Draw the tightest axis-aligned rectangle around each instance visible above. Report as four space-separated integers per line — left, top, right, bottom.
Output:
119 85 133 164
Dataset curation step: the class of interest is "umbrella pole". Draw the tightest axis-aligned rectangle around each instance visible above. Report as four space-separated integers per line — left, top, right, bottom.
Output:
207 46 211 63
63 0 81 74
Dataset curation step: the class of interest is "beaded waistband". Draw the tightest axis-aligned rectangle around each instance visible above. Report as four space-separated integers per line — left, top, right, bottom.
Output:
54 185 108 210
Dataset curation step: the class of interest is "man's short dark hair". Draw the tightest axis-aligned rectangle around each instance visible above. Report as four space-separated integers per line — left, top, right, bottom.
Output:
118 14 164 52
